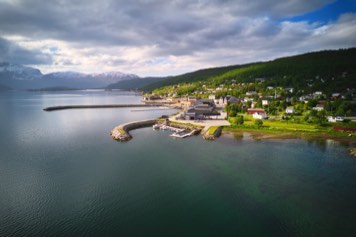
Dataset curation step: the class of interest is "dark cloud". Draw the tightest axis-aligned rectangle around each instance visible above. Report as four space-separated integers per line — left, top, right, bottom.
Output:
0 38 52 64
0 0 354 76
0 0 336 49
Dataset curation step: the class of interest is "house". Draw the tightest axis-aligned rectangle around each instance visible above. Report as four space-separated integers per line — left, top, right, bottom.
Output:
247 108 266 115
228 96 240 105
313 105 324 111
208 94 216 100
179 100 194 108
285 88 294 93
285 107 295 114
253 112 267 120
327 116 343 123
331 93 341 100
144 95 162 101
246 91 257 96
262 100 269 106
218 96 228 106
188 96 197 103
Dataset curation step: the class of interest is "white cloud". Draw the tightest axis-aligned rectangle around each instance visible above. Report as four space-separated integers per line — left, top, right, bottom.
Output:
0 0 355 76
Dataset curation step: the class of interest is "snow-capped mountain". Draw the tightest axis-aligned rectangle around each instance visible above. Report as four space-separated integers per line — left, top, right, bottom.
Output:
0 62 42 81
0 62 140 90
45 71 87 79
91 72 139 80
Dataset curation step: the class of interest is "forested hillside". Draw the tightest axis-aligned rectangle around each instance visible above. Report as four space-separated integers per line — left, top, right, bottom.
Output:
145 48 356 94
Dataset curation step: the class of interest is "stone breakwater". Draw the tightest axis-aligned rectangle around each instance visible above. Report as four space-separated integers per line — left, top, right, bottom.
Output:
111 119 157 142
202 126 223 140
43 104 160 111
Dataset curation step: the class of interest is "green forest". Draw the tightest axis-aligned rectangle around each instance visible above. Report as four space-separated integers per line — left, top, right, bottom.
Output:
108 48 356 94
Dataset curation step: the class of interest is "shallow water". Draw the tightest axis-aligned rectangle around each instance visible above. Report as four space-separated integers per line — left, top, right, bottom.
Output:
0 91 355 236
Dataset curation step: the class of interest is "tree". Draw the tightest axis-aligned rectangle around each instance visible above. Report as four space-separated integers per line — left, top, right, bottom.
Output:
316 110 327 125
254 119 263 128
236 115 244 125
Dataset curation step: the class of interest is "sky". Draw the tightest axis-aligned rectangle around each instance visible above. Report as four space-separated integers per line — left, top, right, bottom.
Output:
0 0 355 77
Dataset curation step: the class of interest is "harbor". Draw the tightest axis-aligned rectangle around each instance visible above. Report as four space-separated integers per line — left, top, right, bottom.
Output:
152 123 199 139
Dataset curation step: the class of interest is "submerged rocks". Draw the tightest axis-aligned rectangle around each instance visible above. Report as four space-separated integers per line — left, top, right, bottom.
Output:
350 148 356 157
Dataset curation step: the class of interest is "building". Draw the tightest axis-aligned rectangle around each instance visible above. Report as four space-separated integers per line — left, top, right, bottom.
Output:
182 99 220 120
247 108 266 115
327 116 343 122
262 100 269 106
246 91 257 96
208 94 216 100
285 88 294 93
228 96 240 105
285 107 295 114
253 112 267 120
218 96 228 107
313 105 324 111
331 93 341 100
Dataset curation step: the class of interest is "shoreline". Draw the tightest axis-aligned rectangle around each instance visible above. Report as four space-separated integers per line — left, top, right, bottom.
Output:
222 128 356 144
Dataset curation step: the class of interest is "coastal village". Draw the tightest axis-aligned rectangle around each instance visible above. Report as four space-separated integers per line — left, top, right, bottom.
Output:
143 76 355 123
111 76 355 143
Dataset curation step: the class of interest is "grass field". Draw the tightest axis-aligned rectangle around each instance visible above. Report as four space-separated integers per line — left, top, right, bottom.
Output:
227 114 356 138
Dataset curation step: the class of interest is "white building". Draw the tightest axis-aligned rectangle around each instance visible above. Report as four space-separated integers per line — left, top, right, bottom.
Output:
262 100 269 106
285 107 295 114
313 106 324 111
208 94 216 100
327 116 343 123
253 112 267 120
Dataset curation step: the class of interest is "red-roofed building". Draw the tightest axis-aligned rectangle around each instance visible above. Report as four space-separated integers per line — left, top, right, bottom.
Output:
247 108 266 115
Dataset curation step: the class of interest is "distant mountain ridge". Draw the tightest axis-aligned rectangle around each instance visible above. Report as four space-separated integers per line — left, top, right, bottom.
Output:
1 48 355 92
0 63 140 90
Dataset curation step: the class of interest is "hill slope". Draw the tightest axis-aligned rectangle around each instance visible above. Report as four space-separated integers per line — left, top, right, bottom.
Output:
143 65 245 91
144 48 356 93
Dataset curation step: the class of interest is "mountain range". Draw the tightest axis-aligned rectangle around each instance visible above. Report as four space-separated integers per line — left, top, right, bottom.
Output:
1 48 355 93
0 62 139 90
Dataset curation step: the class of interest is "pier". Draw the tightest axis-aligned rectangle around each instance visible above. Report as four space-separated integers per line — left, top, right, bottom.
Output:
43 104 161 111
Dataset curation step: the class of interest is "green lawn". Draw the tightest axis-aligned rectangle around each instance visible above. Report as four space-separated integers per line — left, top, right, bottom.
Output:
208 126 219 135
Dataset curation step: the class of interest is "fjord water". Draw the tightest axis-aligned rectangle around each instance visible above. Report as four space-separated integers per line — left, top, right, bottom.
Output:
0 91 355 236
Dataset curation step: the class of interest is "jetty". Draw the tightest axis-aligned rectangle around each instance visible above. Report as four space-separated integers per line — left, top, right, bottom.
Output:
43 104 161 111
111 119 156 141
170 130 197 138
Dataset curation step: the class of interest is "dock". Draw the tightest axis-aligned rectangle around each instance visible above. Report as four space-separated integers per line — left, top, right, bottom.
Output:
169 130 197 138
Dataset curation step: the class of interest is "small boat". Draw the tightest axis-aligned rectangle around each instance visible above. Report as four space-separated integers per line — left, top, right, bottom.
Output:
153 124 161 130
160 125 168 130
169 130 196 138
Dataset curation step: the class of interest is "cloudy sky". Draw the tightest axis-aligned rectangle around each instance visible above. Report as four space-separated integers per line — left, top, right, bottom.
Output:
0 0 355 76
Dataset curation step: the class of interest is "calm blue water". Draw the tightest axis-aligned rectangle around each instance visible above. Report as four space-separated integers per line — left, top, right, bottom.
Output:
0 90 356 236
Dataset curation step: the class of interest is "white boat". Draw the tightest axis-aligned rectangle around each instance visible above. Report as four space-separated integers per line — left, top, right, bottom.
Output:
169 130 196 138
153 124 161 130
